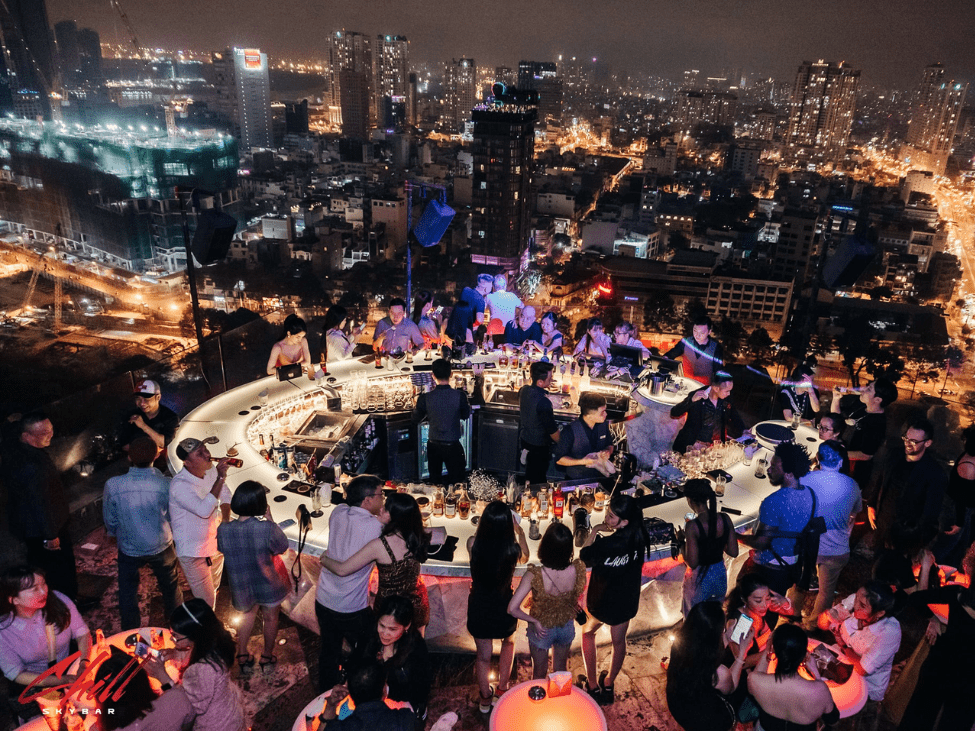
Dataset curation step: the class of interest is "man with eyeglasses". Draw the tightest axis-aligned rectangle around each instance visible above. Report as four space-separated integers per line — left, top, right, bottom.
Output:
315 475 385 692
118 379 179 473
867 417 947 549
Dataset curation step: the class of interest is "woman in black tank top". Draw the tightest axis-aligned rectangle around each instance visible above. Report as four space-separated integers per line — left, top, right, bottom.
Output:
682 479 739 618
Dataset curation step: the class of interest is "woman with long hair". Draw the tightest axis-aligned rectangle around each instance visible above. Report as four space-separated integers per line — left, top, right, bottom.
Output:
95 646 195 731
443 299 475 352
935 422 975 565
539 312 564 355
266 313 312 375
216 480 291 674
779 362 820 422
681 479 738 617
507 522 586 682
573 318 611 361
142 599 246 731
466 502 529 712
666 600 751 731
579 493 648 703
412 291 441 347
323 305 362 363
723 572 792 671
0 566 91 720
320 492 432 630
747 624 837 731
349 595 431 730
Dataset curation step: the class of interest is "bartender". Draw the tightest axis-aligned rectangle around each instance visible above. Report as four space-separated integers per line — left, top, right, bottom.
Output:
373 297 425 354
670 371 746 453
664 315 723 385
555 392 614 481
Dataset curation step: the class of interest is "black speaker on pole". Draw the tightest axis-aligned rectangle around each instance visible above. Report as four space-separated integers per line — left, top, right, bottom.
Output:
191 210 238 263
412 199 455 248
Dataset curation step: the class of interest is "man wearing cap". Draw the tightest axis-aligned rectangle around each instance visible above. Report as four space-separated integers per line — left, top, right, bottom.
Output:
169 437 232 607
119 379 179 473
103 435 183 629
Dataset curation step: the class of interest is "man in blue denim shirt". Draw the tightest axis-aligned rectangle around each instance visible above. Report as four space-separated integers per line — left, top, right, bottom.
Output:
103 435 183 629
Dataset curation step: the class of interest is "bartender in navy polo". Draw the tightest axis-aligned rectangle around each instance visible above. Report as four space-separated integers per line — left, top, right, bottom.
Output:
556 392 614 481
412 358 471 485
519 361 561 487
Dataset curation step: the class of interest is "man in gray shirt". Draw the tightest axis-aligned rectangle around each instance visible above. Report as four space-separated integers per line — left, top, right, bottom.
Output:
103 435 183 629
412 358 470 485
373 297 425 354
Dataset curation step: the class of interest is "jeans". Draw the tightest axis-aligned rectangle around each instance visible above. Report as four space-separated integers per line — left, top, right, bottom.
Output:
427 440 467 486
315 602 375 692
117 544 183 630
522 440 552 487
177 553 224 608
25 525 78 601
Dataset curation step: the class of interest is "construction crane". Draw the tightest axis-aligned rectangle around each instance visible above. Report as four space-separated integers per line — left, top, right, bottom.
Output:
108 0 148 59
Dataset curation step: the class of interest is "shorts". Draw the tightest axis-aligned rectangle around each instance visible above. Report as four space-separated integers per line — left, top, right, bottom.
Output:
527 619 575 650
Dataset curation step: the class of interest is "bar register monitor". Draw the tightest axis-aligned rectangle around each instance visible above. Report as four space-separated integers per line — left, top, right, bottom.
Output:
608 343 645 376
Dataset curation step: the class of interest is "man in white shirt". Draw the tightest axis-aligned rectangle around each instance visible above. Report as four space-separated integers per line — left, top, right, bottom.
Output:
485 275 522 336
169 437 232 608
315 474 385 691
797 440 862 630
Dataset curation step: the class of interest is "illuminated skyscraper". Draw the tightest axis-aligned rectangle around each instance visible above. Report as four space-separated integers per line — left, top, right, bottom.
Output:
443 58 476 133
324 31 373 130
0 0 56 117
471 90 537 269
785 60 860 162
518 60 563 129
373 35 410 127
212 47 273 150
900 64 968 175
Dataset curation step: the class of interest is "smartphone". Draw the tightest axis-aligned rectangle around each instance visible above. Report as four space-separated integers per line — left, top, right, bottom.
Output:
730 614 753 644
279 518 297 529
134 641 158 659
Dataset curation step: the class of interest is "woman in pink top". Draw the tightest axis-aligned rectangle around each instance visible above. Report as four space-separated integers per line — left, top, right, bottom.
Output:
144 600 246 731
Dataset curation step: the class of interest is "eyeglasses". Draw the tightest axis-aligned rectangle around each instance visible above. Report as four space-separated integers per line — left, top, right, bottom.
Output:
902 436 929 446
817 425 834 432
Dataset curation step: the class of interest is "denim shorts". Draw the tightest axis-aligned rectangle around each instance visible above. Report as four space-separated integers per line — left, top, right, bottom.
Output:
527 619 575 650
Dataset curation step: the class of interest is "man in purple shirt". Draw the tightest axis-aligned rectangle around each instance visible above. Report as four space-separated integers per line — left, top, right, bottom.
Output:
315 475 385 691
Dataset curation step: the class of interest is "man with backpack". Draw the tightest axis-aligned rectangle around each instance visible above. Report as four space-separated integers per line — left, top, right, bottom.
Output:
738 442 817 598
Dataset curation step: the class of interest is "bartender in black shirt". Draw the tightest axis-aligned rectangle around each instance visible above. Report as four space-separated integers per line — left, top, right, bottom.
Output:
670 371 746 453
412 359 471 485
519 361 560 487
830 377 897 490
556 392 614 481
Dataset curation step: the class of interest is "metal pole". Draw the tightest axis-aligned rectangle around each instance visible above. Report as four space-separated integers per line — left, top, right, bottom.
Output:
179 191 205 352
216 334 228 393
406 181 412 310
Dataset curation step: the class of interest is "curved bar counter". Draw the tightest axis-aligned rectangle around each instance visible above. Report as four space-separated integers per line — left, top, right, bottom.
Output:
168 353 815 578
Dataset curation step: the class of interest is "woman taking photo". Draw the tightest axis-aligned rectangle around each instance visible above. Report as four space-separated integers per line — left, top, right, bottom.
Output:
666 600 752 731
95 647 195 731
142 599 246 731
320 492 432 631
266 314 312 375
507 522 586 682
412 291 442 347
681 479 739 617
748 624 838 731
466 502 529 712
0 566 91 720
349 595 431 730
579 494 647 704
323 305 362 364
216 480 291 674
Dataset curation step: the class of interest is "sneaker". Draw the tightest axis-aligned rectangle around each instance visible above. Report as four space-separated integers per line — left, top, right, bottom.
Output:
430 712 459 731
478 686 495 714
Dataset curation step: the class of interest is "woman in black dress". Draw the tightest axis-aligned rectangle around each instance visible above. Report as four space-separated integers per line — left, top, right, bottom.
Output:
466 501 529 712
579 493 647 703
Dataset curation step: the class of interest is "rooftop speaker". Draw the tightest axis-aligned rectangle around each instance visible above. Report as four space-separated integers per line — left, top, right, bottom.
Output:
412 199 455 248
191 209 238 263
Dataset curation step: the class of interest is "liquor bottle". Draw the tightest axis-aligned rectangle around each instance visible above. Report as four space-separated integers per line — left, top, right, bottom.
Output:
521 484 534 518
594 486 606 512
538 488 549 517
444 489 457 518
375 351 384 369
458 488 471 519
580 361 591 392
320 344 328 376
433 488 445 517
259 434 266 447
552 485 565 519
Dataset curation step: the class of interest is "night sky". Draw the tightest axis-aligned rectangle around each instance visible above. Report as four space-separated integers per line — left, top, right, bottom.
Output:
47 0 975 88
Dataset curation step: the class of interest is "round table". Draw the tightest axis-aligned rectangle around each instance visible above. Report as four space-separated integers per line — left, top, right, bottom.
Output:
490 679 607 731
766 640 868 719
752 420 821 452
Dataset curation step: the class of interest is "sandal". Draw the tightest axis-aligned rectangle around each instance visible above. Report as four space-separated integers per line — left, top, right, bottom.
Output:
259 654 277 672
598 670 614 705
236 653 255 674
576 674 601 701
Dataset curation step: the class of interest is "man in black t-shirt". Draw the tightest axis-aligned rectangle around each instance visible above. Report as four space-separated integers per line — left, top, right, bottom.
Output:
830 378 896 491
519 361 560 486
118 379 179 473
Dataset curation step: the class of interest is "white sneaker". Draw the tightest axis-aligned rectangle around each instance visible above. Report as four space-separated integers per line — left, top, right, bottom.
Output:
429 711 459 731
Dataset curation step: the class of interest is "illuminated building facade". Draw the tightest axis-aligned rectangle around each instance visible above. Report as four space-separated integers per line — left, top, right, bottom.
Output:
900 64 968 175
785 60 860 162
0 119 240 271
517 61 563 129
374 35 411 128
231 48 273 150
471 97 537 269
676 89 738 128
0 0 56 117
443 58 476 133
324 31 373 130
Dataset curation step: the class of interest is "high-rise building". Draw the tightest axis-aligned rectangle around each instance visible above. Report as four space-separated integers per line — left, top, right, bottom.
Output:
0 0 56 117
676 89 738 128
443 58 476 133
373 35 410 127
339 68 370 138
785 60 860 162
470 90 537 269
212 48 272 150
899 64 968 175
324 31 373 129
54 21 101 88
518 60 563 129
